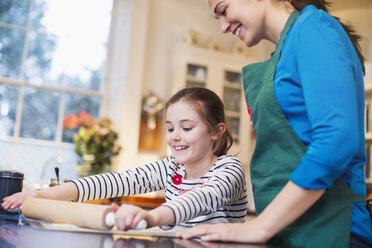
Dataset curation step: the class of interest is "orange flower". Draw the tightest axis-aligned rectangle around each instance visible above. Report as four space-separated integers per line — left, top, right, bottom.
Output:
77 111 94 128
63 114 79 129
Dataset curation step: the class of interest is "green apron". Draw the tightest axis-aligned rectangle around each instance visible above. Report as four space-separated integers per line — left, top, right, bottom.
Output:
242 10 364 248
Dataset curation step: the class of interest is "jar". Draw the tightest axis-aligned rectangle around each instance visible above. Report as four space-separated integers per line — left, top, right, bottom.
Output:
0 170 24 214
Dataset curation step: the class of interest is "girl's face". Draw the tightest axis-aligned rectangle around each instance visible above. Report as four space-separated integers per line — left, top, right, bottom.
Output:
208 0 267 47
166 101 217 167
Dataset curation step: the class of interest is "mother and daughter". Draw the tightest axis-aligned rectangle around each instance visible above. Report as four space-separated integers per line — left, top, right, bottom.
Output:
3 0 372 247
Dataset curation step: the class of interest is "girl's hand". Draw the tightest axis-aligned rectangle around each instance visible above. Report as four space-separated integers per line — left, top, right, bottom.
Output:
111 203 156 231
1 190 38 211
175 220 270 244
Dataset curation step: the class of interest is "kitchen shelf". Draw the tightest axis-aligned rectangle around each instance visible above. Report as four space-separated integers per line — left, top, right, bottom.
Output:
223 81 242 90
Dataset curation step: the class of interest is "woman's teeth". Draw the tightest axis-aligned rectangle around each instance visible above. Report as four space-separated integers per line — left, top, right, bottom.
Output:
235 25 241 36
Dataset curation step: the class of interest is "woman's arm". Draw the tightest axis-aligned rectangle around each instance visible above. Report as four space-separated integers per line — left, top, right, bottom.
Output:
177 181 324 243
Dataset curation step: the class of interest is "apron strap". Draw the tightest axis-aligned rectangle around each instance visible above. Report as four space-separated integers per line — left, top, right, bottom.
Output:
272 10 299 63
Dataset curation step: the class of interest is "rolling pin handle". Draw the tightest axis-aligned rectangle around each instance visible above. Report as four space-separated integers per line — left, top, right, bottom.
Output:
105 212 147 230
133 219 147 230
105 212 116 228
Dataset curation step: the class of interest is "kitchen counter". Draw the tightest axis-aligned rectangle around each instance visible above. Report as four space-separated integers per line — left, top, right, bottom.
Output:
0 214 284 248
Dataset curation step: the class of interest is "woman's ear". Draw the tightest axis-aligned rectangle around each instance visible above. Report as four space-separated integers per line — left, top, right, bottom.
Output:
212 123 226 140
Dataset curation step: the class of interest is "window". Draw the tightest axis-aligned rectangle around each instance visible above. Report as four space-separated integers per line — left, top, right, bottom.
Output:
0 0 113 189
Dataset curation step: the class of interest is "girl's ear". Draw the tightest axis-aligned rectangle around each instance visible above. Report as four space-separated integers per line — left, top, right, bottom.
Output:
212 123 226 140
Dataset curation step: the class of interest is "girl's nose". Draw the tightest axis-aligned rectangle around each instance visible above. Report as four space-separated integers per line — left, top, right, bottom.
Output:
171 130 181 140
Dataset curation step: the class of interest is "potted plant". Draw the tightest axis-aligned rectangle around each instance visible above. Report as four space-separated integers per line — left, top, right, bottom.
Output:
63 112 122 177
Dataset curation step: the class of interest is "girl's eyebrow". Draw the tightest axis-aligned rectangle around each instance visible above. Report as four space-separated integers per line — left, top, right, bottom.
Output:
165 119 194 124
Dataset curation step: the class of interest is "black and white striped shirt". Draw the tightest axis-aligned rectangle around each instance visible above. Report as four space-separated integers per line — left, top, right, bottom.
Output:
70 155 248 228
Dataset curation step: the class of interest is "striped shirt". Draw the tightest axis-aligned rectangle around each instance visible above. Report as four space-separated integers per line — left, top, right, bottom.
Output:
70 155 248 228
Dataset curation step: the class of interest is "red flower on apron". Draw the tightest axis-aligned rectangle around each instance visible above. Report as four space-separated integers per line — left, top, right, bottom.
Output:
248 105 256 138
172 174 182 185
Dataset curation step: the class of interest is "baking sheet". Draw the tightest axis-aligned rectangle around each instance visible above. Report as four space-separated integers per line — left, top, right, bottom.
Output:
25 218 177 238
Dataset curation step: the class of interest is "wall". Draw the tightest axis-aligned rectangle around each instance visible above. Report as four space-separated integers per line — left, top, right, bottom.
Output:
332 3 372 78
111 0 372 200
143 0 273 102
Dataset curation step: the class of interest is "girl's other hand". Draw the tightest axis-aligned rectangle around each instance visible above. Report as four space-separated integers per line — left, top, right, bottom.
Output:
111 203 154 231
1 190 38 210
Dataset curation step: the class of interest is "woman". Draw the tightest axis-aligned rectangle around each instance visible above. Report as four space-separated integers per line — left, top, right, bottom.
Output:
177 0 372 247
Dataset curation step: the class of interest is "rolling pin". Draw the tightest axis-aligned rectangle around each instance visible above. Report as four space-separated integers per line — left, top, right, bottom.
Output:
22 198 147 230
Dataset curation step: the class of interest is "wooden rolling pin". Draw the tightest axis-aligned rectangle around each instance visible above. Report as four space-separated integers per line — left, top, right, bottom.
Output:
22 198 114 230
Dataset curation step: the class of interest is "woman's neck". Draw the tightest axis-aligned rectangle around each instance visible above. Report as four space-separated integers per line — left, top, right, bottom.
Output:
264 1 296 43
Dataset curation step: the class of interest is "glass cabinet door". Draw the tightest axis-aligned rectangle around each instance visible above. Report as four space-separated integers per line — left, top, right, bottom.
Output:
223 71 242 144
186 64 207 88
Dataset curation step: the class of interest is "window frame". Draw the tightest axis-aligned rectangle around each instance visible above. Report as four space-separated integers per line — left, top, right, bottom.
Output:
0 0 111 170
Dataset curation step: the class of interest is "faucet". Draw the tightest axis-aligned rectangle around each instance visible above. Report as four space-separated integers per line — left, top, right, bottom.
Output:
37 155 63 189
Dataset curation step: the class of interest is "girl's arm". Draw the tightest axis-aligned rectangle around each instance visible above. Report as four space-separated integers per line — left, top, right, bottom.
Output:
3 157 170 209
177 181 324 243
112 203 176 230
2 182 78 210
163 157 247 225
71 158 169 202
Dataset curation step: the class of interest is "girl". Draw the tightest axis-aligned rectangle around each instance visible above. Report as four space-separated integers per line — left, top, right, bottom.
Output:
178 0 372 247
2 87 248 230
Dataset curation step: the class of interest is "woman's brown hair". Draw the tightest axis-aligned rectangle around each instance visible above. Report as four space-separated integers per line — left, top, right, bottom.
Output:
165 87 233 156
284 0 365 74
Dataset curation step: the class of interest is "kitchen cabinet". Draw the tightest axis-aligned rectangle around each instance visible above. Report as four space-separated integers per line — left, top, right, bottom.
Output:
170 44 258 166
364 83 372 189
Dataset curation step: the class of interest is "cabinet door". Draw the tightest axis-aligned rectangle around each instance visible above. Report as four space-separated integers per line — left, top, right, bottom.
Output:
365 83 372 185
223 70 243 144
185 64 208 88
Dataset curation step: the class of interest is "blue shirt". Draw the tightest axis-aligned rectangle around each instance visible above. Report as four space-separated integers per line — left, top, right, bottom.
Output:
275 5 372 244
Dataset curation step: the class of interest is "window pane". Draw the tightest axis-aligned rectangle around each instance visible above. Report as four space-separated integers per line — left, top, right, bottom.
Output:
0 0 30 26
62 93 101 142
224 88 241 112
0 83 19 137
0 27 25 78
0 140 13 170
25 0 113 90
186 64 207 88
228 117 240 144
13 143 78 190
20 87 60 140
24 31 56 85
225 71 242 84
30 0 48 29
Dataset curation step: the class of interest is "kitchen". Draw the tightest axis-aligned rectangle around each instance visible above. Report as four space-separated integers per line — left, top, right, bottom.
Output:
0 0 371 247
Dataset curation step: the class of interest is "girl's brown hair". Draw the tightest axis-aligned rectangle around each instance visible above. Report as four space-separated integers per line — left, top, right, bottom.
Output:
165 87 233 156
282 0 365 74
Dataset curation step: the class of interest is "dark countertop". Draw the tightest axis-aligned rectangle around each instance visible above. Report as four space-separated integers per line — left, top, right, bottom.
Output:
0 213 281 248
